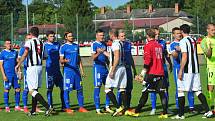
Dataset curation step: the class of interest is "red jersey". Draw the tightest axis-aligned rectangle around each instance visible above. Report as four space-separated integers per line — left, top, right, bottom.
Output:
144 40 164 76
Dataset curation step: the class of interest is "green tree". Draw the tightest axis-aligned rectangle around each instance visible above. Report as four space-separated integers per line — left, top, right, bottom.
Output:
184 0 215 34
61 0 94 42
117 0 185 10
124 20 135 41
28 0 58 25
0 0 23 41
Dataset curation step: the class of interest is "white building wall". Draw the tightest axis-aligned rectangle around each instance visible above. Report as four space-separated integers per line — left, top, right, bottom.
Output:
159 18 192 32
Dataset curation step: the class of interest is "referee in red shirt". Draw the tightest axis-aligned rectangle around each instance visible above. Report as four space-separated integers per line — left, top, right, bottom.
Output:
126 28 168 118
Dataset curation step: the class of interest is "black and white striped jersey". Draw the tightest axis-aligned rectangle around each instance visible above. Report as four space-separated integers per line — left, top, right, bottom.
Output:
24 37 44 67
180 36 199 73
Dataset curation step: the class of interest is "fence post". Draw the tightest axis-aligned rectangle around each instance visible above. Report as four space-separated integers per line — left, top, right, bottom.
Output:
11 12 13 42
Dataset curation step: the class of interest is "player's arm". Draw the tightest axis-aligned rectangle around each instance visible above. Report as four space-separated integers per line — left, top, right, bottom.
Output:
91 43 104 60
205 40 212 58
109 49 119 79
178 40 187 80
0 60 7 81
92 48 103 60
16 57 22 80
59 56 69 64
164 49 173 72
201 38 212 58
170 44 179 59
59 46 69 64
78 55 85 77
92 48 109 60
130 54 137 76
206 48 212 58
178 52 187 80
103 51 110 57
171 51 179 58
135 45 150 84
15 48 29 73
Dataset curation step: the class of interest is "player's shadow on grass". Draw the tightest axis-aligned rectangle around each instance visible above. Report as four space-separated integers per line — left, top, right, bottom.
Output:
185 104 213 118
51 102 96 111
132 103 210 118
129 103 175 117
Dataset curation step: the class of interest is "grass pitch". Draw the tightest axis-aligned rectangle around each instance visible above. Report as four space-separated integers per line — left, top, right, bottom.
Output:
0 65 213 121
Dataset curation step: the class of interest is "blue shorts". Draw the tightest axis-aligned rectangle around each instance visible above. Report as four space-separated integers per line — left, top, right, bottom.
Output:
63 68 82 91
46 70 63 89
93 65 108 87
125 66 133 90
4 75 20 90
163 64 169 87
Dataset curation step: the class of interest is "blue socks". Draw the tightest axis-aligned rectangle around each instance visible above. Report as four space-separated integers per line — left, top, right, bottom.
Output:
22 90 28 107
105 92 110 108
47 90 53 107
64 91 70 108
117 91 122 106
94 87 110 109
117 90 132 107
64 89 84 108
94 87 100 109
15 91 20 106
150 92 157 109
77 89 84 107
4 91 9 107
188 91 194 109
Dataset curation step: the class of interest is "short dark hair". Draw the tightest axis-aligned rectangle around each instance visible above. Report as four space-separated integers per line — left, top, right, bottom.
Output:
46 31 55 37
30 27 39 37
96 29 104 34
180 24 190 34
172 27 180 34
5 38 11 42
146 28 156 38
109 29 119 37
153 27 159 30
64 31 72 39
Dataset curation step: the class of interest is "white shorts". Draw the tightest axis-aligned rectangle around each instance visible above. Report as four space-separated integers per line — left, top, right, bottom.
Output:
177 73 202 91
26 66 42 91
105 66 127 89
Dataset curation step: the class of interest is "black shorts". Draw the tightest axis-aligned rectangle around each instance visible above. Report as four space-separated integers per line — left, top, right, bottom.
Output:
143 74 166 92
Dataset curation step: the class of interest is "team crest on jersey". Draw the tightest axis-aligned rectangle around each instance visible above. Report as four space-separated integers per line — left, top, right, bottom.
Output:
74 48 77 51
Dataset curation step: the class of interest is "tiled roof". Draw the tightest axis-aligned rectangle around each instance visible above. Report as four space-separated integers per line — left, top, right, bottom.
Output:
96 8 189 20
18 24 64 34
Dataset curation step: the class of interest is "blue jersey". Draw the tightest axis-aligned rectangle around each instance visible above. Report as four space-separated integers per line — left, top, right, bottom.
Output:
158 39 168 64
123 40 132 66
158 39 167 52
91 41 108 66
18 47 27 69
169 41 181 68
0 49 18 77
44 42 61 71
59 43 80 71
